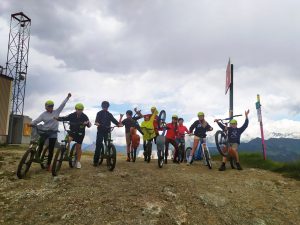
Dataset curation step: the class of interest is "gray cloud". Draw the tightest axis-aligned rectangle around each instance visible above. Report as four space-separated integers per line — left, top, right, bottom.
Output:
1 0 300 74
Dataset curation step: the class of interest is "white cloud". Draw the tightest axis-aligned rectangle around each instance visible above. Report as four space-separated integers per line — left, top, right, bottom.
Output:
0 0 299 146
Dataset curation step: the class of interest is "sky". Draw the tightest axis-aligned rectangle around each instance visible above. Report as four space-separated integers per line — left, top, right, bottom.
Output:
0 0 300 146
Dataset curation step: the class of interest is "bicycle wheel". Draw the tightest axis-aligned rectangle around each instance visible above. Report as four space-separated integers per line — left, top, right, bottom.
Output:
157 149 164 168
215 130 229 157
157 110 166 129
40 146 49 169
69 143 77 168
17 148 34 179
146 141 152 163
52 146 66 176
98 145 104 166
178 144 185 163
185 147 192 162
230 157 237 169
204 149 212 169
107 144 116 171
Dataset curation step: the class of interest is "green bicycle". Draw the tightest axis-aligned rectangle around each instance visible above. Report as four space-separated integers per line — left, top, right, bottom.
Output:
16 125 57 179
96 126 118 171
51 121 80 176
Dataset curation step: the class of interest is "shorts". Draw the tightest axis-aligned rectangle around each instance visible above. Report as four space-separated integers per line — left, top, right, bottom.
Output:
69 132 84 144
229 143 239 150
194 136 206 143
126 133 131 146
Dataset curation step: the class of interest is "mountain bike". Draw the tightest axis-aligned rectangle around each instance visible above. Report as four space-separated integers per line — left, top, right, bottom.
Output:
16 125 57 179
97 126 118 171
186 134 212 169
214 114 242 168
51 121 80 176
156 110 166 168
177 133 190 163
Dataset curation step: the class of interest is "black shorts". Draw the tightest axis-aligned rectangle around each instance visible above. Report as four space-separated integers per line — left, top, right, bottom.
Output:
69 132 85 144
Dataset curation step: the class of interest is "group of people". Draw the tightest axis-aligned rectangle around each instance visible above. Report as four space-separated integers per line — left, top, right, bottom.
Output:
31 93 249 171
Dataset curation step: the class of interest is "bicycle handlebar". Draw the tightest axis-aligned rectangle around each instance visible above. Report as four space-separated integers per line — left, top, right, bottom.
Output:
215 114 243 122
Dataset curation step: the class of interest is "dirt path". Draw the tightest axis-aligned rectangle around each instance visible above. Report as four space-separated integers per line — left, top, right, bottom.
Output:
0 148 299 225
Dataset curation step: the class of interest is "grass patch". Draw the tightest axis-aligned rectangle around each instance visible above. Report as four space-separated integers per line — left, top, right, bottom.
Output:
239 153 300 180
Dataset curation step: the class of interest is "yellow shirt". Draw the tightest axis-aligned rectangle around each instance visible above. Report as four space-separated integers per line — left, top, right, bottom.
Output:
140 110 158 141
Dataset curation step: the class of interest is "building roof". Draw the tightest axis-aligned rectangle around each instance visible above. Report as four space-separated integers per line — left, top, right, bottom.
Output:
0 73 14 81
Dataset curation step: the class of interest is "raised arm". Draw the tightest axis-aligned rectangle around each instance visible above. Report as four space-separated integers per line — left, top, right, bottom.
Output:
56 93 71 114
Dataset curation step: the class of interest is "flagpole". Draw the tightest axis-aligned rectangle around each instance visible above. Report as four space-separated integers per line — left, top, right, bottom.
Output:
229 63 233 118
256 94 267 160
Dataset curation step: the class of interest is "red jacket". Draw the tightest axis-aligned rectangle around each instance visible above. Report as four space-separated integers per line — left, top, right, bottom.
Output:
165 123 178 140
176 124 189 139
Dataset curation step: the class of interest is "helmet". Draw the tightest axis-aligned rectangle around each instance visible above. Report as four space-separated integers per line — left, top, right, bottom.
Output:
230 119 237 124
172 114 178 119
126 110 133 116
197 112 204 117
178 118 184 122
45 100 54 107
101 101 110 109
75 103 84 110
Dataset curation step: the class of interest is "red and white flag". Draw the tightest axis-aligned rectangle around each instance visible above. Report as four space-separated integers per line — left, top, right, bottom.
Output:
225 58 231 94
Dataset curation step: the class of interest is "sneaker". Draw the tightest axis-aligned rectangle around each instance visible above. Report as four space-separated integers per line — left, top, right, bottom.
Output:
93 162 98 167
76 161 82 169
126 157 130 162
236 162 243 170
218 163 226 171
46 165 51 171
164 159 167 164
186 162 191 166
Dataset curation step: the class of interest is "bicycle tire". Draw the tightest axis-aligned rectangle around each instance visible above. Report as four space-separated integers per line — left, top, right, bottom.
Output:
17 148 34 179
107 144 116 171
157 110 166 129
185 147 192 162
146 141 152 163
230 157 237 169
204 149 212 169
40 146 49 169
178 144 185 163
98 145 104 165
52 146 65 176
157 149 164 168
69 143 77 168
215 130 229 157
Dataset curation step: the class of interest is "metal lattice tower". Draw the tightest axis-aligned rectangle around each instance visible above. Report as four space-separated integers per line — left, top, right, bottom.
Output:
6 12 31 115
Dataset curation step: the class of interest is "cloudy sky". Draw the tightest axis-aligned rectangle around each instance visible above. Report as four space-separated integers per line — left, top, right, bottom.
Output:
0 0 299 146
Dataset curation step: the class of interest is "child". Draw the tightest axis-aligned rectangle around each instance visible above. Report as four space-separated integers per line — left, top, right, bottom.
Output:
176 118 190 162
120 108 143 162
187 112 213 165
140 109 158 161
164 115 180 164
56 103 91 169
31 93 71 171
93 101 122 166
215 109 249 171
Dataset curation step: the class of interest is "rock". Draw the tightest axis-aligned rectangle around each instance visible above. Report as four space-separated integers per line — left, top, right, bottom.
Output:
142 202 162 216
252 218 267 225
198 193 227 207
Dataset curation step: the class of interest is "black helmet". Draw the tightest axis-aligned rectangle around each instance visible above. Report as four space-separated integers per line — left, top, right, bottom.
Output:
126 110 133 116
101 101 110 109
178 118 184 122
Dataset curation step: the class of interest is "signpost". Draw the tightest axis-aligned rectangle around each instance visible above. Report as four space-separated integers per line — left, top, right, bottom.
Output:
226 58 233 118
256 94 267 160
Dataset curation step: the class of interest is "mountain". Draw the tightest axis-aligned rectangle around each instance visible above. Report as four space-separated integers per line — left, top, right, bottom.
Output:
82 142 127 153
238 138 300 162
82 138 300 162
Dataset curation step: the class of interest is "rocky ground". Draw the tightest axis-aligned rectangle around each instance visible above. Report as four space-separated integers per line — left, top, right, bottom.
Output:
0 147 299 225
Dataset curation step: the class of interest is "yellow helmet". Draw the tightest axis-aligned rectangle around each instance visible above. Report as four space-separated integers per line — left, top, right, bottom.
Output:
197 112 204 117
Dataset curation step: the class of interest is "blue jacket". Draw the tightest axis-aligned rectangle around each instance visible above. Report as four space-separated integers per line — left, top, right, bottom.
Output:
217 118 249 144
